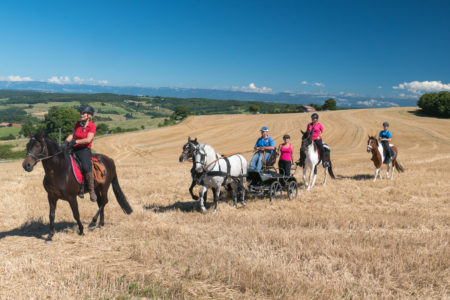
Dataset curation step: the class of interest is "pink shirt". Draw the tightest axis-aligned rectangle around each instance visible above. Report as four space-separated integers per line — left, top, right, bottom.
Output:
279 144 292 161
307 122 323 140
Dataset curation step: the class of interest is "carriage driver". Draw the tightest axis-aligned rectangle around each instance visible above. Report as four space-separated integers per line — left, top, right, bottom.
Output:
379 121 394 162
306 113 329 167
248 126 275 172
62 105 97 202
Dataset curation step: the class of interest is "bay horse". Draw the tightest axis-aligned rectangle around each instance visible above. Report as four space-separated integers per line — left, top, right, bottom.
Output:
22 132 133 242
367 135 404 181
191 142 247 213
300 130 335 190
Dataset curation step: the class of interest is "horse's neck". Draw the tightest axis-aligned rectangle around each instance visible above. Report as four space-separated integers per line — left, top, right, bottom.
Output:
42 138 68 174
307 143 317 158
201 144 218 164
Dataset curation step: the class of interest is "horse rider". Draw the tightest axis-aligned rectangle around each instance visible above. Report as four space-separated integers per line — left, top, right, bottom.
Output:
62 105 97 202
248 126 275 172
379 121 394 162
306 113 329 167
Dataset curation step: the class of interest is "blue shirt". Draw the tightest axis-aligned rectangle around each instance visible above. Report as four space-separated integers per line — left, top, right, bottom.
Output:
255 136 275 153
379 130 392 140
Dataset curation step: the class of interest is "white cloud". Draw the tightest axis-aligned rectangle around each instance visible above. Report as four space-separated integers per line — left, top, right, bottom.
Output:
0 75 33 81
357 99 399 107
300 81 308 85
231 83 272 93
312 82 325 87
47 76 108 85
393 80 450 94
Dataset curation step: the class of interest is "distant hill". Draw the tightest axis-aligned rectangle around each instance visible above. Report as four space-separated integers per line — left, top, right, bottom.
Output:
0 80 418 108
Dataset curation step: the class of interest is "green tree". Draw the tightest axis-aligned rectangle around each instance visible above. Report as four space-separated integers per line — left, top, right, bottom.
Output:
96 123 110 135
43 107 80 141
172 105 191 120
249 105 260 113
322 98 337 110
19 119 39 137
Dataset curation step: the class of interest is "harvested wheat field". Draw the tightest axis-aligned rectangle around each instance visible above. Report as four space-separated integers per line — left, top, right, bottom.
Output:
0 107 449 299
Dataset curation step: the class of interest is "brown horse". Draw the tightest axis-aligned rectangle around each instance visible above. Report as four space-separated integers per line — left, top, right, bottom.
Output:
22 132 132 242
367 135 404 181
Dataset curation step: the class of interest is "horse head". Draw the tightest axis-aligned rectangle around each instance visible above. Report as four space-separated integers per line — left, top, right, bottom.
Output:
22 131 49 172
300 130 313 152
179 137 199 163
367 135 378 153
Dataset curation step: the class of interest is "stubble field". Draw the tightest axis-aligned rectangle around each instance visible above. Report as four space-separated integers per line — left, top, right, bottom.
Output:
0 107 449 299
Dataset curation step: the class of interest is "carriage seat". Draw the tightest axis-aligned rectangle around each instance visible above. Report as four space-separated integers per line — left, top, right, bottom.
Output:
262 151 278 171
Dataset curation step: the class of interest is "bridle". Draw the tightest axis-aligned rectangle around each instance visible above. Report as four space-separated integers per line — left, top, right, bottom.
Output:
181 141 198 161
26 136 62 163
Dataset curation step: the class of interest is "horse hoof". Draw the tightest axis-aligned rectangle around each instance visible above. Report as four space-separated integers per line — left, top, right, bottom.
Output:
89 223 96 230
241 201 247 206
192 196 199 200
45 238 52 244
212 209 217 214
201 208 207 214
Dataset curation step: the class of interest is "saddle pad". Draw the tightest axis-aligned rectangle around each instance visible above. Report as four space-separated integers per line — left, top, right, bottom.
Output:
70 155 84 184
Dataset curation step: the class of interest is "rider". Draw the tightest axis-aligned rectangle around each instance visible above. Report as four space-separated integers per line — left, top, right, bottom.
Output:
62 105 97 202
306 113 329 167
379 121 394 162
249 126 275 172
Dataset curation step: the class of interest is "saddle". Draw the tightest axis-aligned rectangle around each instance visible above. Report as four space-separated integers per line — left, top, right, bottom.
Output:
262 151 278 171
70 154 107 185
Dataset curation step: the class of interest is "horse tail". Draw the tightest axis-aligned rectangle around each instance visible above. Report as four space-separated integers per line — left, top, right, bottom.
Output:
112 175 133 214
394 160 405 173
328 162 336 179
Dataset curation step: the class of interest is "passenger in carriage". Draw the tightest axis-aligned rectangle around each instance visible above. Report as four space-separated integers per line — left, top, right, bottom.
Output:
306 113 329 167
62 105 97 202
379 121 394 163
278 134 294 175
248 126 275 172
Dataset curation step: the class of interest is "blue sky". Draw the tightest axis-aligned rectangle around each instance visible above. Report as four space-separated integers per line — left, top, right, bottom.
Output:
0 0 449 98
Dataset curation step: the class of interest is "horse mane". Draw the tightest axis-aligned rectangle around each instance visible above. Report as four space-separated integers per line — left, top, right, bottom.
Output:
32 132 63 156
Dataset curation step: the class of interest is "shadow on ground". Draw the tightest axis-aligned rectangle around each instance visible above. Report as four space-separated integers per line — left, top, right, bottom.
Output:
336 174 373 181
144 201 214 213
0 219 76 240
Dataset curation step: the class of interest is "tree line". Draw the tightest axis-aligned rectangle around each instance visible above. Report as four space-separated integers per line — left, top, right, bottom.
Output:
417 91 450 117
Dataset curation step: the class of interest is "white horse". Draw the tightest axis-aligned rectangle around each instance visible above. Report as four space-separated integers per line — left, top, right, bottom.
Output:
193 143 248 213
367 136 404 181
300 130 335 190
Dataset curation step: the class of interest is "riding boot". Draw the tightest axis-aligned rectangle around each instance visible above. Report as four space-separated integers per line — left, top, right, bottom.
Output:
78 183 84 198
85 172 97 202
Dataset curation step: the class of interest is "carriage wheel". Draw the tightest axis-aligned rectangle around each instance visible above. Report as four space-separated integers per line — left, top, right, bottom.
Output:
269 181 282 202
287 181 298 200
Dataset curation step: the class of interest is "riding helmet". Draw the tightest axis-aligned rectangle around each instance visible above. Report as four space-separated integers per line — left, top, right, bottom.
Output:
383 121 389 127
283 134 290 139
79 105 95 116
311 113 319 119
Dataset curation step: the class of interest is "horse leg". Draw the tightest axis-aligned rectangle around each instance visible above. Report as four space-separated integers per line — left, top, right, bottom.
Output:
89 190 107 229
68 196 84 236
373 168 379 181
212 185 221 214
199 186 208 213
322 165 328 185
302 167 307 185
189 180 199 200
240 176 247 206
390 160 395 179
385 163 390 179
46 195 58 242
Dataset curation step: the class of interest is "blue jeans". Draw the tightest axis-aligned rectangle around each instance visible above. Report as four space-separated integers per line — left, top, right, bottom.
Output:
249 152 270 172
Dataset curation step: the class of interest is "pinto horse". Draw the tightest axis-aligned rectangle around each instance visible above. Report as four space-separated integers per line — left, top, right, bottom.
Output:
300 130 335 190
22 132 132 242
367 136 404 181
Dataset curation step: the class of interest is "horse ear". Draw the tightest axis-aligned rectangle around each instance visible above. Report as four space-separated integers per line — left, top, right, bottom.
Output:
301 130 305 134
194 138 197 143
188 136 191 142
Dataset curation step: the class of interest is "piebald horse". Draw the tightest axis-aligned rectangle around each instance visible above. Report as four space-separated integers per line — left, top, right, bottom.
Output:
367 135 404 181
300 130 335 190
191 142 248 213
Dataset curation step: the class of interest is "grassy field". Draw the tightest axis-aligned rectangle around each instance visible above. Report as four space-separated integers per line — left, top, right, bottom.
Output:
0 126 21 138
0 107 448 299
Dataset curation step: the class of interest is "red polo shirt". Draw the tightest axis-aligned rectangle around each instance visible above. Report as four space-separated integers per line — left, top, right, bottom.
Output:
73 121 96 149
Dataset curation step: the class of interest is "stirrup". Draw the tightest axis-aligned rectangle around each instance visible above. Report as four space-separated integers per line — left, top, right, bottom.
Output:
78 184 84 198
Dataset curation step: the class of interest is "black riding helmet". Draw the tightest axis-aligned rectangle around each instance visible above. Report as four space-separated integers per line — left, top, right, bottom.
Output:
79 105 95 116
283 134 290 139
311 113 319 119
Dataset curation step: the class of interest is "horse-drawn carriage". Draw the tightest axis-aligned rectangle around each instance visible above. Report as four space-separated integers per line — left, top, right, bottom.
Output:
247 170 298 201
